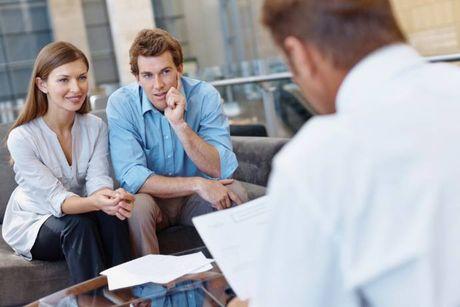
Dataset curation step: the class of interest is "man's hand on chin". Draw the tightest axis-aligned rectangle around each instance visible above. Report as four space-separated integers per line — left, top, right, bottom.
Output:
165 85 186 127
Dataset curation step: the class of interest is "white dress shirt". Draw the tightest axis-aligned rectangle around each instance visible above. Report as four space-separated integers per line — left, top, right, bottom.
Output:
2 113 113 260
252 44 460 307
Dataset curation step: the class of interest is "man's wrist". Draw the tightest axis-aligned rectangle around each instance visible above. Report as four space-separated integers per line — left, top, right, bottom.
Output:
171 120 188 132
191 177 205 193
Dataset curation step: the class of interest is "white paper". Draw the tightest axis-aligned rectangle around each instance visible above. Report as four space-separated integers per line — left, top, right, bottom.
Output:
100 252 214 290
188 263 214 274
192 196 270 300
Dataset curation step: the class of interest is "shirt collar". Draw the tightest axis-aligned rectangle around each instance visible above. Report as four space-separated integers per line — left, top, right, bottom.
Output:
336 44 425 113
140 77 188 115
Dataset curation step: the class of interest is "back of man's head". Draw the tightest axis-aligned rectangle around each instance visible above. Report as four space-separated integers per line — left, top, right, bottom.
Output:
262 0 405 70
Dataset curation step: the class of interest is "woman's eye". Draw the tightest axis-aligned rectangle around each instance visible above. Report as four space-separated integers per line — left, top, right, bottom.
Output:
79 76 87 81
58 78 68 83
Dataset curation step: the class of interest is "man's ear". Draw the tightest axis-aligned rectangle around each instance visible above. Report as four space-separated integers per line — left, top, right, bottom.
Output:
177 64 183 75
283 36 317 79
35 77 48 94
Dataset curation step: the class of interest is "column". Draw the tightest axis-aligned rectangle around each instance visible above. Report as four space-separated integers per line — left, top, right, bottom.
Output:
105 0 156 85
47 0 95 89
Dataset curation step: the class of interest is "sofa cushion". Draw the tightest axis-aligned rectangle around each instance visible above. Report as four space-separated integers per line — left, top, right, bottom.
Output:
232 136 288 186
0 226 71 306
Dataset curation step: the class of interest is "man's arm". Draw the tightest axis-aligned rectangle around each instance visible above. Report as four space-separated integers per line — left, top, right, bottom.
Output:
164 82 236 179
139 175 200 198
171 122 221 178
139 175 241 210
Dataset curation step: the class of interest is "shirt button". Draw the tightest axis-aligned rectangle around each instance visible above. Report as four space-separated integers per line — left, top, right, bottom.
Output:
165 135 169 139
167 154 172 158
168 172 172 176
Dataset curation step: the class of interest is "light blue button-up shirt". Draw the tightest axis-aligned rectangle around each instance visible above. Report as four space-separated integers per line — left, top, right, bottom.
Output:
106 76 237 194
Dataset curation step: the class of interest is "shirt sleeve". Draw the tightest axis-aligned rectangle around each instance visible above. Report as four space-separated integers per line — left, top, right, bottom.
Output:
7 128 76 217
106 92 154 194
198 87 238 179
85 120 114 195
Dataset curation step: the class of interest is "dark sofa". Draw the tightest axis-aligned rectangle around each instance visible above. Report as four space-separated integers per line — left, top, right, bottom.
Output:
0 111 288 306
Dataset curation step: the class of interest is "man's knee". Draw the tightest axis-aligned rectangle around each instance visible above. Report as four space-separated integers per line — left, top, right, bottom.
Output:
132 193 159 215
131 193 164 226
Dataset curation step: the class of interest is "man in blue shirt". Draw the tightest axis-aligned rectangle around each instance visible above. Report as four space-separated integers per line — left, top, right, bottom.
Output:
107 29 248 257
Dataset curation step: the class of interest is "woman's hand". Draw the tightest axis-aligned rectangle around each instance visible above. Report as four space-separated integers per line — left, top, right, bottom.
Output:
90 188 134 220
90 189 120 216
113 188 134 220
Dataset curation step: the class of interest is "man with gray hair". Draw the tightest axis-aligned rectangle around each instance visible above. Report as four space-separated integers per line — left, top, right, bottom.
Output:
233 0 460 306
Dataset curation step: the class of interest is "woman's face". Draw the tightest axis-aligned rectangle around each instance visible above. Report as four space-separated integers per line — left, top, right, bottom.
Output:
36 59 89 113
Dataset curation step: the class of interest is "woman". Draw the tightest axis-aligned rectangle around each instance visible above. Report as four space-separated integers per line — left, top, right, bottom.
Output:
2 41 134 284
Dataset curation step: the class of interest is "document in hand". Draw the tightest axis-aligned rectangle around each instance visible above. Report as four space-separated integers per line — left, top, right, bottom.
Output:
100 252 213 290
192 196 270 300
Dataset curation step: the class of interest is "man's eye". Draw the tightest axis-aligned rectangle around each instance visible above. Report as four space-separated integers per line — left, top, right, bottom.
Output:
58 78 68 83
79 76 87 81
163 70 170 75
143 74 152 79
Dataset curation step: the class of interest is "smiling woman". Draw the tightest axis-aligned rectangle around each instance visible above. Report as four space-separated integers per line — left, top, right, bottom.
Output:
2 41 135 285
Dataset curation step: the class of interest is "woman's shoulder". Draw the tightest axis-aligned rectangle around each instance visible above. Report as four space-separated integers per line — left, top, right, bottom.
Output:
6 118 45 154
77 113 107 130
8 118 41 141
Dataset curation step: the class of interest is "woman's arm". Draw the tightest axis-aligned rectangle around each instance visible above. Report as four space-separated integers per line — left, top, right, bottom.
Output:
61 188 118 214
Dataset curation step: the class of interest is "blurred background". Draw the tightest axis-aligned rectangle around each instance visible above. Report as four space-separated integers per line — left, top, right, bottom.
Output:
0 0 459 137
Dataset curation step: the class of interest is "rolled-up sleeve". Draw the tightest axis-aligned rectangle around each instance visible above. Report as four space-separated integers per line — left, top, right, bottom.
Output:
7 129 76 217
85 121 114 195
107 92 154 194
198 89 238 179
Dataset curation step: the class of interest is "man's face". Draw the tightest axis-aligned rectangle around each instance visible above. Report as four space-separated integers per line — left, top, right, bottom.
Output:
136 52 183 111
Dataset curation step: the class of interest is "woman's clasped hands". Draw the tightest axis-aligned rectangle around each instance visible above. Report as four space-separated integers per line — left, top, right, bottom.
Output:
91 188 135 220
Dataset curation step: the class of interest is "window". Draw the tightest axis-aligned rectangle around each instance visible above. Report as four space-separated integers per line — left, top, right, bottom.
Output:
0 0 52 115
82 0 119 87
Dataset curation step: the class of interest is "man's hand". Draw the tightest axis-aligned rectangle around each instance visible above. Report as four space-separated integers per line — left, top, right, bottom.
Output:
164 82 186 127
196 178 243 210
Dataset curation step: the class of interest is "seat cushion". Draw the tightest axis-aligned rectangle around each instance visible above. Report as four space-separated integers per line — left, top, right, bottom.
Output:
0 226 71 306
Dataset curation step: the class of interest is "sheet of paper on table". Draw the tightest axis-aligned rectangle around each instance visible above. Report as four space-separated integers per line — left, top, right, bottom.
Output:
192 196 270 300
100 251 213 290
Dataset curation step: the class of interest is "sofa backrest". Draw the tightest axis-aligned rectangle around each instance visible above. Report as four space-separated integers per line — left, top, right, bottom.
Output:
0 123 16 223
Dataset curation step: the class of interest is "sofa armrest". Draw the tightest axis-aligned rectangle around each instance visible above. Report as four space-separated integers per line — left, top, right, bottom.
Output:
231 136 289 187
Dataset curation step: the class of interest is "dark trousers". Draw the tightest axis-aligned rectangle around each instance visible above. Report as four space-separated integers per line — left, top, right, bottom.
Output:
30 211 131 284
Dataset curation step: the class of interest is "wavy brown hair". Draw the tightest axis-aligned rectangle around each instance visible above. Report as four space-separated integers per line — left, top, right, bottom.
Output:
8 41 91 134
129 28 183 75
262 0 406 70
